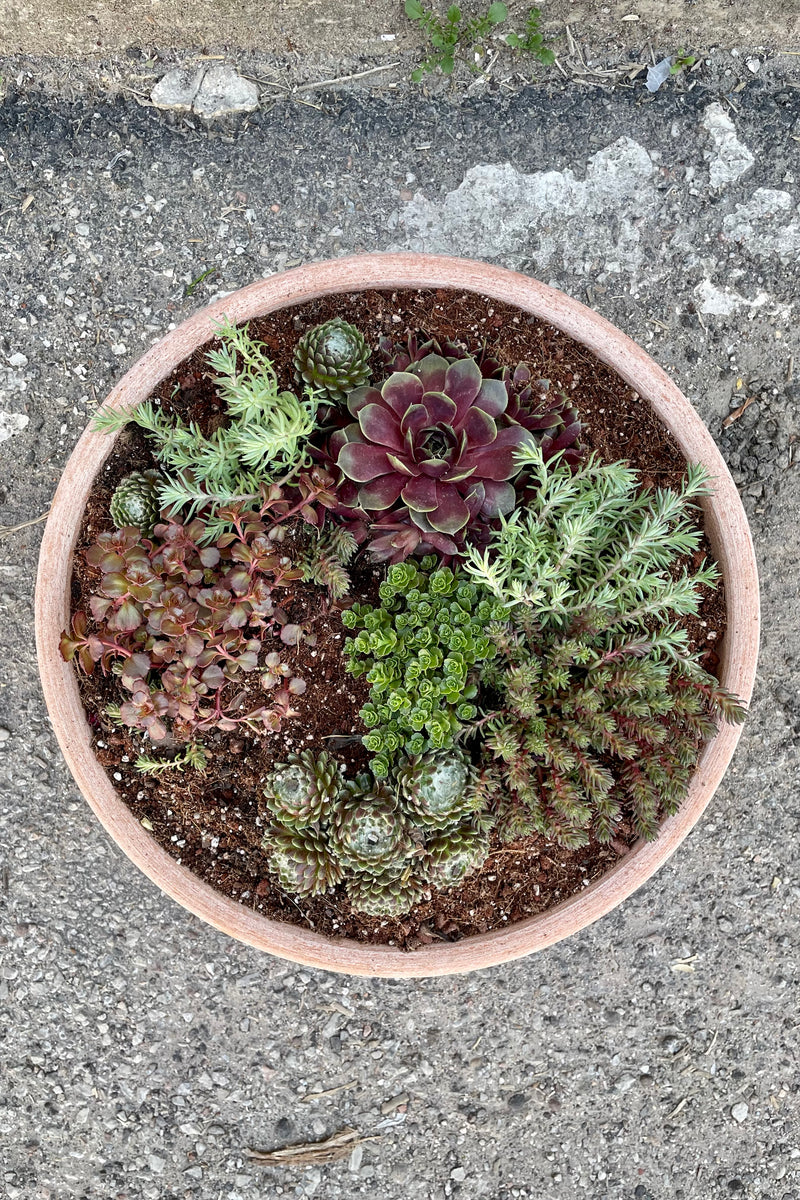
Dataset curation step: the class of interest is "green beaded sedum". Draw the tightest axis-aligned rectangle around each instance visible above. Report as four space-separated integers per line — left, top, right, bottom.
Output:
331 787 411 875
423 823 491 890
266 827 344 897
109 470 162 536
293 318 371 404
262 750 342 830
346 871 425 917
398 749 481 830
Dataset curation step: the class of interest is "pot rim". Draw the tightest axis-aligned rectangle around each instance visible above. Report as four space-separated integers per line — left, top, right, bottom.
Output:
34 253 760 977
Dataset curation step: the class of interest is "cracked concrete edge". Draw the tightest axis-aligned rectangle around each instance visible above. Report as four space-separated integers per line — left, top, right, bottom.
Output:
150 65 259 118
0 0 799 61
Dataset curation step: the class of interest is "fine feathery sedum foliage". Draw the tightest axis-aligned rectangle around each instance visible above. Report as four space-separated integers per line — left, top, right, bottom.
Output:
463 446 746 846
260 749 492 915
293 318 372 404
92 320 320 538
299 524 358 601
341 556 506 778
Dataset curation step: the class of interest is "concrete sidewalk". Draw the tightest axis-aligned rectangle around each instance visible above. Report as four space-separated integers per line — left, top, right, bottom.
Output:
1 65 799 1200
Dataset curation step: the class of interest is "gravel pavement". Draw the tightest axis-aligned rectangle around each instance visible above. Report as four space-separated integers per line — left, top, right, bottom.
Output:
1 61 799 1200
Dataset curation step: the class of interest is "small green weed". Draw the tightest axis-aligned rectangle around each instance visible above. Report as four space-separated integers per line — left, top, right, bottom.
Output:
670 50 697 75
404 2 553 81
505 8 555 63
135 742 209 775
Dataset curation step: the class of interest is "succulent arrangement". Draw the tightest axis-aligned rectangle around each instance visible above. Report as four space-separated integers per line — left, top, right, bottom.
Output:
62 310 745 929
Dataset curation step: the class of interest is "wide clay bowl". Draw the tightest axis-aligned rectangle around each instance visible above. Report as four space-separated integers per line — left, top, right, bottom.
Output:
35 254 760 977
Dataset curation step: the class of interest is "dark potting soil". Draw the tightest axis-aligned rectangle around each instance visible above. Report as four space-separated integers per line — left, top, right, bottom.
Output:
72 288 728 949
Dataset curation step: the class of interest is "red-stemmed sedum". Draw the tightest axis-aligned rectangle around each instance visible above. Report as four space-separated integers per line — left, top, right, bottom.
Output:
60 501 310 741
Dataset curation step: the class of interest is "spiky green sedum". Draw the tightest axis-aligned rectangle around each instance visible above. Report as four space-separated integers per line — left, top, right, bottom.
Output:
92 319 319 539
293 318 372 404
464 446 746 846
300 525 358 601
341 557 506 777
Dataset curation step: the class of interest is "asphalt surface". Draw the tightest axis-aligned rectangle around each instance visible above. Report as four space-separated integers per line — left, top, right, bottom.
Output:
1 64 799 1200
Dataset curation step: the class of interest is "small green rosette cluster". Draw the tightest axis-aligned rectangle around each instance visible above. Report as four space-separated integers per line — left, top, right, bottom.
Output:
293 318 372 404
261 748 492 917
342 556 506 778
109 470 162 537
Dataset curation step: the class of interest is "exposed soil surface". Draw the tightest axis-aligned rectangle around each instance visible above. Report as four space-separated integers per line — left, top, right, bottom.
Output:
71 288 727 949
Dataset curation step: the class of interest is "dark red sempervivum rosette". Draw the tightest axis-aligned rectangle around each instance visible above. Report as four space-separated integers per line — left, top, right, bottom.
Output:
332 354 534 539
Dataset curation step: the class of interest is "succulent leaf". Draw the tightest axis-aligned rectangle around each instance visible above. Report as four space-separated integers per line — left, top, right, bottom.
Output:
331 787 411 875
265 826 344 896
397 749 481 829
423 823 491 889
346 871 425 917
336 352 534 539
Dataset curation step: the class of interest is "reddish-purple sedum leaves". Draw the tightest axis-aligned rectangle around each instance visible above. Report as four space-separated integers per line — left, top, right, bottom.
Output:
60 504 309 742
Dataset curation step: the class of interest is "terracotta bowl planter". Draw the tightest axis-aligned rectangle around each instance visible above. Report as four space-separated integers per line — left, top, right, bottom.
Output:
35 254 760 977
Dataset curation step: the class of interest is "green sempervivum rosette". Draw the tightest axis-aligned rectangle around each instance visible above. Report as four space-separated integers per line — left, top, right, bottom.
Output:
398 749 481 830
423 822 491 891
346 870 425 917
109 469 162 537
262 750 342 830
265 827 344 897
293 318 372 405
331 786 411 875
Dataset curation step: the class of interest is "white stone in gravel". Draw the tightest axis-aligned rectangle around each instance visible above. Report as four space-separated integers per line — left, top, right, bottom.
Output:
148 1154 166 1173
722 188 800 258
731 1102 749 1123
192 66 259 119
348 1143 364 1172
151 68 205 112
0 728 10 742
8 352 28 368
702 103 755 189
0 412 29 443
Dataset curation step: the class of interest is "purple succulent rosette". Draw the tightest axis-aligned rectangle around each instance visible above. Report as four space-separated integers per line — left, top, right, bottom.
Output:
503 364 582 467
332 354 534 539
